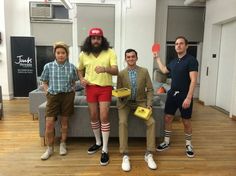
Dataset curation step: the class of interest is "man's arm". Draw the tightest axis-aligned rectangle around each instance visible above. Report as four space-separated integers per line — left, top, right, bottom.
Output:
104 65 118 75
95 65 118 75
42 81 48 93
116 73 122 89
154 56 169 74
182 71 198 109
77 69 89 87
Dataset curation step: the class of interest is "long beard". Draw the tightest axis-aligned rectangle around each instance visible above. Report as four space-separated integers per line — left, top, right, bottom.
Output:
91 45 103 54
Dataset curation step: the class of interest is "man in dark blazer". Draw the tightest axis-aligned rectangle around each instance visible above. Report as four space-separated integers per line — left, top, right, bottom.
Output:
116 49 157 172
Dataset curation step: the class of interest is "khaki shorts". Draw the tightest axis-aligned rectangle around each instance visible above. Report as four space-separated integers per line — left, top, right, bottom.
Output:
46 91 75 119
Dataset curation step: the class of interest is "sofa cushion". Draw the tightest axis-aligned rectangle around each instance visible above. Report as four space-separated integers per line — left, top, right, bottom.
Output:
38 85 44 91
152 96 161 106
111 97 117 106
152 80 170 95
75 81 84 91
74 96 87 105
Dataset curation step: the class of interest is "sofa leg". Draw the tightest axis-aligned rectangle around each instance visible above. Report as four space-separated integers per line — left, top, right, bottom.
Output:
41 137 46 146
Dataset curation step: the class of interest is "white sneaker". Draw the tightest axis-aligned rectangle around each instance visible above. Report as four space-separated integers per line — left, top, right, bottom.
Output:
41 147 53 160
121 155 131 172
144 153 157 170
60 142 67 155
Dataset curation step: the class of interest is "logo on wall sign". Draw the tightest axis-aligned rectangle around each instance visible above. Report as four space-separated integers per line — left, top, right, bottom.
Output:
14 55 33 68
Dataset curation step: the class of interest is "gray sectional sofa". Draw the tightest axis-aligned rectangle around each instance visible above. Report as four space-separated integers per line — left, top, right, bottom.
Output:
29 88 46 120
38 95 165 145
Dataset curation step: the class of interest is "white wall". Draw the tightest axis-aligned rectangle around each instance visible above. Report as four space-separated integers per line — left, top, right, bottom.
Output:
121 0 156 76
0 1 10 99
199 0 236 116
0 0 157 99
0 0 31 100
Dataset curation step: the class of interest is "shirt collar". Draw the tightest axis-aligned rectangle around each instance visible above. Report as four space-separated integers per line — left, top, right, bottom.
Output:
54 60 68 67
127 66 137 72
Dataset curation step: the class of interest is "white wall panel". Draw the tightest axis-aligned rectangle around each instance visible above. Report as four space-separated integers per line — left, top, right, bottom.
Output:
216 20 236 112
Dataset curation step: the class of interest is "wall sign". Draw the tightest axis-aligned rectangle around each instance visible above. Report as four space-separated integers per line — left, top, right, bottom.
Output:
11 37 37 97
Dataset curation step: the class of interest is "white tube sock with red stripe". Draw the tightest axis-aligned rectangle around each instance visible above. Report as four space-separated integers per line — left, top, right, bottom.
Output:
91 121 101 146
101 123 110 153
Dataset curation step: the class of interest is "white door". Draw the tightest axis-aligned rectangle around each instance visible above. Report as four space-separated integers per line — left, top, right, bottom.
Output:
216 20 236 111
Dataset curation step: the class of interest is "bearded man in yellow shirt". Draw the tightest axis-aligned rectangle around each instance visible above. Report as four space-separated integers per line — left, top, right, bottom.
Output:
78 28 118 166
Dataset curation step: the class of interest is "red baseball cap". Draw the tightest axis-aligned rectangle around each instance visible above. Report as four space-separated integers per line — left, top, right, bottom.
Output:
89 28 103 37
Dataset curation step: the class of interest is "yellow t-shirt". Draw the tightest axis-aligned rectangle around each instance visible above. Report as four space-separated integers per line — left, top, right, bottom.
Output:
78 48 117 86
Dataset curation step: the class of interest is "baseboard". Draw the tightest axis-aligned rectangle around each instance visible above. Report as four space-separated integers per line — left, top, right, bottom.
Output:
198 100 205 105
232 115 236 121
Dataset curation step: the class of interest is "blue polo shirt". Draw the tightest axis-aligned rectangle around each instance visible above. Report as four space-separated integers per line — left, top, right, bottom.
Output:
167 54 198 93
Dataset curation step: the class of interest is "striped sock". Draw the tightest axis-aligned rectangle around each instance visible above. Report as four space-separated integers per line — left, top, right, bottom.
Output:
101 123 110 153
185 133 192 146
164 130 171 144
91 121 101 146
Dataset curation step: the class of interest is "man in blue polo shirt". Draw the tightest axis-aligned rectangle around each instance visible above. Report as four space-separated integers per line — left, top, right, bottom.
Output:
153 36 198 158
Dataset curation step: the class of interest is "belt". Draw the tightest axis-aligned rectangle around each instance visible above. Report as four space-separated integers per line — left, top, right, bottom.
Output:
128 100 136 103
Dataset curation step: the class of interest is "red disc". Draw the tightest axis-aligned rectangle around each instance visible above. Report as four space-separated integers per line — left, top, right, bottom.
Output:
152 43 160 53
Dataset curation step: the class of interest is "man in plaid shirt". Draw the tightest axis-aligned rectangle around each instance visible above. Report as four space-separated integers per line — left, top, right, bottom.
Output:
40 42 78 160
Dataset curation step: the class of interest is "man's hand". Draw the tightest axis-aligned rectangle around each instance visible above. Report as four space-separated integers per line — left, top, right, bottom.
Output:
95 66 106 74
153 51 159 58
147 105 152 110
80 78 89 87
182 98 191 109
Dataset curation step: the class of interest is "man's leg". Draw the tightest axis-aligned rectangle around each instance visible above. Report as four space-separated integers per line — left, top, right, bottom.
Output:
156 114 174 151
118 106 130 154
179 93 194 158
60 116 68 143
99 101 110 166
59 91 75 155
41 117 55 160
157 92 177 151
60 116 68 155
163 114 174 144
87 103 102 154
99 102 110 152
182 118 192 145
145 116 157 170
118 106 131 172
182 118 194 158
145 116 156 152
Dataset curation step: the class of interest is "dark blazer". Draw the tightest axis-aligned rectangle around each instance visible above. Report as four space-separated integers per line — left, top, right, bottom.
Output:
116 66 153 109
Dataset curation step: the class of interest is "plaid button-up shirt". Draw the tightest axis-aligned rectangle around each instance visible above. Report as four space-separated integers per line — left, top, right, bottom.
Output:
40 60 78 95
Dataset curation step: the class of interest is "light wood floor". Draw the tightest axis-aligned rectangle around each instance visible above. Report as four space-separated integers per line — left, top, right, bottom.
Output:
0 99 236 176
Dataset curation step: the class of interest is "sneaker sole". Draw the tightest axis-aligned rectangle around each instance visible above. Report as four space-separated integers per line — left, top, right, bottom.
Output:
60 152 67 156
145 160 157 170
100 161 109 166
148 166 157 170
41 157 50 160
186 153 195 158
87 150 100 155
122 168 131 172
156 146 169 152
122 163 131 172
41 154 52 160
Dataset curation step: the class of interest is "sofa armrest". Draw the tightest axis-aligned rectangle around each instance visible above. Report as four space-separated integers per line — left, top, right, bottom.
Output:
29 89 46 115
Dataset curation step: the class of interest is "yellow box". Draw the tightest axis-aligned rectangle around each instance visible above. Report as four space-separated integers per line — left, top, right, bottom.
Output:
112 88 131 97
134 107 152 120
